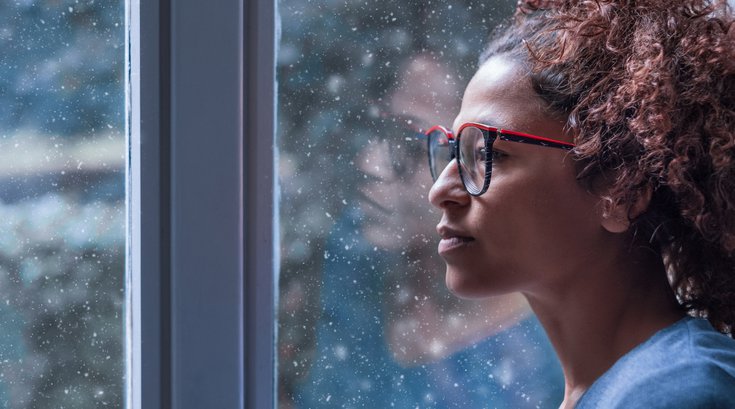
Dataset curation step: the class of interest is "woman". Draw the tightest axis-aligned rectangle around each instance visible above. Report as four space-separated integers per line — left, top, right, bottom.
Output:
294 54 563 408
426 0 735 407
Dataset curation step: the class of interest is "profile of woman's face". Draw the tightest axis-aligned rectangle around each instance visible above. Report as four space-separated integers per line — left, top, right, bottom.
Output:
358 57 459 251
429 55 606 299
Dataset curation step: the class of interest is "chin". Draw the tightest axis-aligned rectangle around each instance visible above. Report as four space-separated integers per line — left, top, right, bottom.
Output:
445 267 488 299
444 265 509 299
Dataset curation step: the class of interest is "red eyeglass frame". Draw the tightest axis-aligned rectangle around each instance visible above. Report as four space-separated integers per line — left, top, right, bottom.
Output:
426 122 576 196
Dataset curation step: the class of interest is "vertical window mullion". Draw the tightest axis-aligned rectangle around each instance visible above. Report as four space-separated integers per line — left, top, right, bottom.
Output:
130 0 169 407
168 0 245 407
244 0 277 408
134 0 277 408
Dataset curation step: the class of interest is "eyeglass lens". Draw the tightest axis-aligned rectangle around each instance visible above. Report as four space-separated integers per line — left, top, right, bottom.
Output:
428 125 494 195
457 126 490 195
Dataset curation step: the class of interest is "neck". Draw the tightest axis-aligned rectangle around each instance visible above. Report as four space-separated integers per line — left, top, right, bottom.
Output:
523 244 685 408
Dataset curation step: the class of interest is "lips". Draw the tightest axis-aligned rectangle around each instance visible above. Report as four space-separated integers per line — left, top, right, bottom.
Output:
436 224 475 255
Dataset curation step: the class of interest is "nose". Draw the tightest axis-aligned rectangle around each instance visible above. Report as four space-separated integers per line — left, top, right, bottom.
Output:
428 159 471 210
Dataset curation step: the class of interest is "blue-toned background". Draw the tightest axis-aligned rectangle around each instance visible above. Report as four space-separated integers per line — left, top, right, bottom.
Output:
0 1 125 408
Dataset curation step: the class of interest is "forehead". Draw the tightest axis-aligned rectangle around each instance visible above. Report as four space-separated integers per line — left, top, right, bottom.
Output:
453 56 548 133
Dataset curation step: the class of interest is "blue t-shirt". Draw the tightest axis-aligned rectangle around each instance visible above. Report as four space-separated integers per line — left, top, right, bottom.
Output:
577 316 735 408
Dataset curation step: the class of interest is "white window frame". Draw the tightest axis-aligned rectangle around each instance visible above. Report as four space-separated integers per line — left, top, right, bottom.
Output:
128 0 277 407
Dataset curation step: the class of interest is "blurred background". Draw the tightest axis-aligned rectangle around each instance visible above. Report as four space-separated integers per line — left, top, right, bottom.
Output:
278 1 564 408
0 1 566 407
0 1 125 408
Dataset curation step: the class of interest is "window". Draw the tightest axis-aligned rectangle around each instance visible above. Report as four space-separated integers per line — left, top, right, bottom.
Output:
277 1 564 408
4 0 577 407
130 0 275 407
0 1 126 407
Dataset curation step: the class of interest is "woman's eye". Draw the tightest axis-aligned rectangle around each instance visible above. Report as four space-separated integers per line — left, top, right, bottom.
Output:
491 149 507 161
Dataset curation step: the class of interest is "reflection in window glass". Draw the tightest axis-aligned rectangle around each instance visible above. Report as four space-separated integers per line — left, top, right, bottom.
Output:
0 1 125 408
278 1 564 408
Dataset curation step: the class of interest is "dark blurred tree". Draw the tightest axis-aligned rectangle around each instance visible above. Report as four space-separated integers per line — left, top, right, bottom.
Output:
0 192 124 409
0 0 124 137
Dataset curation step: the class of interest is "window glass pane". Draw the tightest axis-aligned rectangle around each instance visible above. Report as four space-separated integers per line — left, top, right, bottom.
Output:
0 2 125 407
278 1 564 408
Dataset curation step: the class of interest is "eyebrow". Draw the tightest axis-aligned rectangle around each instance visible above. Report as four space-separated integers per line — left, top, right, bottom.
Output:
453 116 500 133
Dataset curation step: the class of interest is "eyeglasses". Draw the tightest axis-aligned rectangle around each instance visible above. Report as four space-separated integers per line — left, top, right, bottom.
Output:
375 112 427 177
426 122 575 196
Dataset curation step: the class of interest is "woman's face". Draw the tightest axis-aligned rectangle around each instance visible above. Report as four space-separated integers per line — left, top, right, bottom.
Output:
429 56 606 298
358 57 459 251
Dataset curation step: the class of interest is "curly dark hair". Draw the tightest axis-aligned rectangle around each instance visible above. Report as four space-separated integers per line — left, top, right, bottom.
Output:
481 0 735 334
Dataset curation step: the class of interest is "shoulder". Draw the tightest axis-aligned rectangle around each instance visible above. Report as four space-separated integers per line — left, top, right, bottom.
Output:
577 317 735 409
610 362 735 408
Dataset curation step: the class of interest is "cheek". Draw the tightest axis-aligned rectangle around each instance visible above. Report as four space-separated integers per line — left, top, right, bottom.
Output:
527 190 600 273
470 167 600 283
442 193 534 297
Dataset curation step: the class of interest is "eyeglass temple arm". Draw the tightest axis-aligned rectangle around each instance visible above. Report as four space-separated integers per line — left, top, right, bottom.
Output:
499 129 575 150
